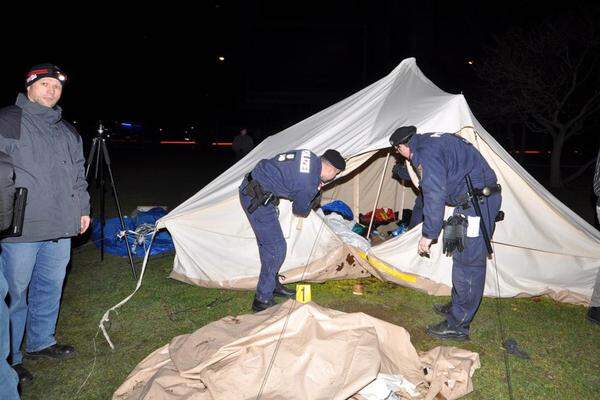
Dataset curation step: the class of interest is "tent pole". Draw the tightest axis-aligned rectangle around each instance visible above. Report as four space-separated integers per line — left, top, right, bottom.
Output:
366 151 391 239
398 177 406 222
353 173 360 223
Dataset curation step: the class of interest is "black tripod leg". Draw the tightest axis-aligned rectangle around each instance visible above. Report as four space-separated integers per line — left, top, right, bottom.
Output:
94 138 101 185
101 140 137 279
100 148 105 262
85 138 98 179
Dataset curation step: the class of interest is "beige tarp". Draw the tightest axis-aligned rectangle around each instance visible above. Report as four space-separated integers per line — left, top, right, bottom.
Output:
114 301 479 400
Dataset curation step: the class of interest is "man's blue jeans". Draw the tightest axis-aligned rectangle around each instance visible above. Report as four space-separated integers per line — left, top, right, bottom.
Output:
0 270 19 399
1 239 70 365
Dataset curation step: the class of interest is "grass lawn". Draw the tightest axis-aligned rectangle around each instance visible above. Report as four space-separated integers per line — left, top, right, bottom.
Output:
17 242 600 399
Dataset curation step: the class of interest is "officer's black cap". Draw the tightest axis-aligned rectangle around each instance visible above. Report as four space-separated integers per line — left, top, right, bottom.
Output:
390 126 416 147
321 149 346 171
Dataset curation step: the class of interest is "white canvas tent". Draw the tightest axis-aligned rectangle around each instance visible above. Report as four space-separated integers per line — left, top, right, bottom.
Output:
156 58 600 305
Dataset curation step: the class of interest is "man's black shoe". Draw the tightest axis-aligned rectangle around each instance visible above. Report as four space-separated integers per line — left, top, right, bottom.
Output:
426 320 469 341
24 344 76 360
587 306 600 325
13 364 33 384
252 297 277 312
273 281 296 298
432 302 452 317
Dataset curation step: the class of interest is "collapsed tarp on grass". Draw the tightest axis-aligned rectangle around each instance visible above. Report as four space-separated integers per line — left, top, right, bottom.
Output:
113 301 479 400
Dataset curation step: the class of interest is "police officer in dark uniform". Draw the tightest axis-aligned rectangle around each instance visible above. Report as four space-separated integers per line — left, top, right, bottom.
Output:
390 126 502 340
240 149 346 312
392 162 423 230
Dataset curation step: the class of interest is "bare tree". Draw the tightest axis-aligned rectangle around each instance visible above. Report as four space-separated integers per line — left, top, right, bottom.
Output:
475 11 600 187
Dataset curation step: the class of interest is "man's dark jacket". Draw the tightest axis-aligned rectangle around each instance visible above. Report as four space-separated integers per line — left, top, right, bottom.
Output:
0 93 90 242
0 150 14 230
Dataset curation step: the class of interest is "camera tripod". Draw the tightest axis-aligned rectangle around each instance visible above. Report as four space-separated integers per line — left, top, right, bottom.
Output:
86 122 137 279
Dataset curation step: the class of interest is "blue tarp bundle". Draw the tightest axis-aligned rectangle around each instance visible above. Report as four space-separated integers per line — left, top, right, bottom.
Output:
91 207 174 257
321 200 354 220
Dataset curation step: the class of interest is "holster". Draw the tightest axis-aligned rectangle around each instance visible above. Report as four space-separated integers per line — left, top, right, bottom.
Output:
442 214 468 256
244 173 279 214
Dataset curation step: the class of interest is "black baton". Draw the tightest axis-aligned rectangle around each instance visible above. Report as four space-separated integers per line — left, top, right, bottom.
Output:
465 175 493 256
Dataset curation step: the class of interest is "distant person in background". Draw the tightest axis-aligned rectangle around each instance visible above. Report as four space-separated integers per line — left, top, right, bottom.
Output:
589 150 600 325
232 128 254 160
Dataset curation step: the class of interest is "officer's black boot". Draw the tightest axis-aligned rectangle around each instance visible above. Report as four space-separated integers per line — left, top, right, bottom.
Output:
432 302 452 317
252 296 277 313
587 306 600 325
426 320 469 341
273 281 296 298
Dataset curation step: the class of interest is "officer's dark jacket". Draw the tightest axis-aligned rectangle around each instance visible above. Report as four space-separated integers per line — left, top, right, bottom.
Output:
0 150 14 230
0 93 90 242
408 132 497 240
250 149 321 217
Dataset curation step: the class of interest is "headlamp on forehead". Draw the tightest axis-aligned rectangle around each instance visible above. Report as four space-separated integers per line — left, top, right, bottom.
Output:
25 64 68 87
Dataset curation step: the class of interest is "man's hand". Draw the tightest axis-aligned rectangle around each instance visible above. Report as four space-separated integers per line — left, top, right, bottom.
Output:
418 236 433 256
80 215 91 234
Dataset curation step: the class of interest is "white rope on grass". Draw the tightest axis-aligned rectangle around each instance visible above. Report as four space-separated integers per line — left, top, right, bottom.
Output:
99 228 158 349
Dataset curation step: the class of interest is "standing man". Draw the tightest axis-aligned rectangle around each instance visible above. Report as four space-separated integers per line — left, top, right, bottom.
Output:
240 149 345 312
390 126 502 340
0 64 90 383
589 150 600 325
0 151 19 399
232 127 254 160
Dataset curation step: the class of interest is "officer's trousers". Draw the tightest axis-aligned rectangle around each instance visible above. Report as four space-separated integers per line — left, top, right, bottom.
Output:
447 193 502 334
239 188 286 302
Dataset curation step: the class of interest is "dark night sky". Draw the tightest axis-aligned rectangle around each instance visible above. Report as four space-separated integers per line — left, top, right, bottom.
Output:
0 0 595 135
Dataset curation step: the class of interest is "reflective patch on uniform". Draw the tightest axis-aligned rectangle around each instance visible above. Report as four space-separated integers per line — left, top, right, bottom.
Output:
467 216 480 237
299 150 311 173
277 153 295 162
430 132 445 138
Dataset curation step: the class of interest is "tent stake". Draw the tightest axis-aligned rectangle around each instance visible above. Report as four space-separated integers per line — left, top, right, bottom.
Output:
366 151 391 239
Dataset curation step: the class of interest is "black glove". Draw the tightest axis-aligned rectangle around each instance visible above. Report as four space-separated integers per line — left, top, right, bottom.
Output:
442 215 468 256
392 162 411 181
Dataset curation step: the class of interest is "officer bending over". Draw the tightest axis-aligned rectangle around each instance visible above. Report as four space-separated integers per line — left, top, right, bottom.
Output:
390 126 502 340
239 149 346 312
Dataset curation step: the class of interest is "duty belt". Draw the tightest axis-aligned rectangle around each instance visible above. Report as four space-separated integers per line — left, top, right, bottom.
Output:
457 183 501 210
243 173 279 213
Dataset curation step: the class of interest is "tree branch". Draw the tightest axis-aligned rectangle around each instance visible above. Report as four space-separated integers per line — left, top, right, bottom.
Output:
563 157 597 185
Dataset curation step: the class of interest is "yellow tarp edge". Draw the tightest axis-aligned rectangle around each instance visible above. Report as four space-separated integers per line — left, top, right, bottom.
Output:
358 251 417 283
